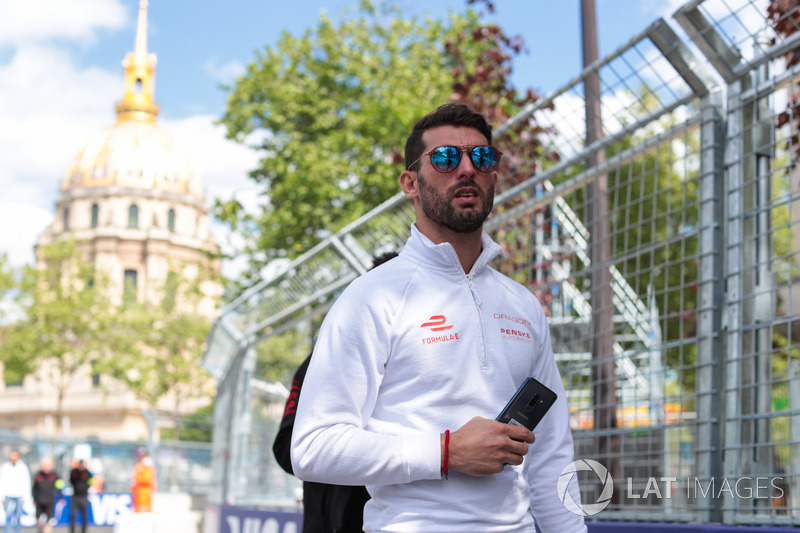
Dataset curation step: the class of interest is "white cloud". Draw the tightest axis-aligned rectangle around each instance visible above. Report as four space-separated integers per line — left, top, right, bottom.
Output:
653 0 774 66
161 115 264 279
161 115 262 210
0 44 119 188
0 0 127 46
0 1 128 269
646 0 688 19
0 42 121 268
0 0 262 280
0 203 52 268
203 57 246 86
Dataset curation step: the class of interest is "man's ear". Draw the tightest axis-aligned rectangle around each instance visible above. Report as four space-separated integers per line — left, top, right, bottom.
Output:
400 170 419 199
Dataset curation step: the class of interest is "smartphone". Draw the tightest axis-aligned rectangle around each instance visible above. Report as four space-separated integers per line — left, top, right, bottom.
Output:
496 377 557 431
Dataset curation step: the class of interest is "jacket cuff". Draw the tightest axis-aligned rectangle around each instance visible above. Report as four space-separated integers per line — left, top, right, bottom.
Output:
402 432 444 480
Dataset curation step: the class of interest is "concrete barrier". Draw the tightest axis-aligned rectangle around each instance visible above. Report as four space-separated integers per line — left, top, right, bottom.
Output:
113 493 202 533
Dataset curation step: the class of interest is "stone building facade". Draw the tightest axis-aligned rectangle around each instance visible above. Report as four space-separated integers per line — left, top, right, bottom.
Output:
0 1 220 442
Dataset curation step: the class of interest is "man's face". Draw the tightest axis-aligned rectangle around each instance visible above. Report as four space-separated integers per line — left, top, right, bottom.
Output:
412 126 496 234
9 452 19 464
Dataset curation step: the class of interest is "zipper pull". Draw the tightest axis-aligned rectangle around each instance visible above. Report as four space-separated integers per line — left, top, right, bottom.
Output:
466 274 482 306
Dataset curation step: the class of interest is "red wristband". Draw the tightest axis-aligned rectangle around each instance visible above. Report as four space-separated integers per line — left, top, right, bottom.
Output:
443 429 450 479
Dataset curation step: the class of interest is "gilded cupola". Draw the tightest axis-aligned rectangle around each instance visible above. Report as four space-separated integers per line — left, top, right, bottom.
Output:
60 0 204 200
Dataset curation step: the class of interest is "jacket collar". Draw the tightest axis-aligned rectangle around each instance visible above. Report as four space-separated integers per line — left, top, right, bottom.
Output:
403 223 502 276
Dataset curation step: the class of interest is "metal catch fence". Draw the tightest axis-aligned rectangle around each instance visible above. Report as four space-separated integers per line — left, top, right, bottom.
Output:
203 0 800 525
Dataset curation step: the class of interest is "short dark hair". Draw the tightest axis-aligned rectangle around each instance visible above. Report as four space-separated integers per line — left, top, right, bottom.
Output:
404 103 493 171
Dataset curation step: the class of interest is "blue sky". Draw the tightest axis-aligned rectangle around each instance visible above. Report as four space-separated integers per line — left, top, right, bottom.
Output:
0 0 682 272
81 0 682 121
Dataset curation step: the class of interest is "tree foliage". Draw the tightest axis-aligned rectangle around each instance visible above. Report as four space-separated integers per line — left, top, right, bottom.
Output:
218 2 453 277
769 1 800 151
101 267 215 434
254 321 319 386
0 244 217 436
217 0 545 288
0 254 17 328
160 401 214 443
0 240 118 430
0 254 13 301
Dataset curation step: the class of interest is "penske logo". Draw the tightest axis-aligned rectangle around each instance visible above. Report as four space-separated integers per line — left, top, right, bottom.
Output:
494 313 533 343
501 328 531 339
420 315 459 345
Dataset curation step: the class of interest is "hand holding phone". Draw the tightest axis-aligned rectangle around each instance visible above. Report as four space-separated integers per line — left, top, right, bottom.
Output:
496 377 557 431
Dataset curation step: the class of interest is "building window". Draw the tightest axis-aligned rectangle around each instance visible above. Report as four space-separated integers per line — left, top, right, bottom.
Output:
63 207 70 231
168 209 176 233
128 204 139 228
123 269 138 303
90 360 101 387
91 204 99 228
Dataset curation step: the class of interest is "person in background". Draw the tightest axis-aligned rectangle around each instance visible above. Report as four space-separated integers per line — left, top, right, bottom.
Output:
0 450 31 533
131 448 156 513
86 460 103 494
273 252 398 533
69 459 92 533
32 457 63 533
290 103 586 532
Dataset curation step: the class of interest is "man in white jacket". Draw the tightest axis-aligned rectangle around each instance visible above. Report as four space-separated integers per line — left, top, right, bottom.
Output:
0 450 31 533
291 103 587 532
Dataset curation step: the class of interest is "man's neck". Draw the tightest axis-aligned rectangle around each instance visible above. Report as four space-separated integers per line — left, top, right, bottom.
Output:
416 221 483 273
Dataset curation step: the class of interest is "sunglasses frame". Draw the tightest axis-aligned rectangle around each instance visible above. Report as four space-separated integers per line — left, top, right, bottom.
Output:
408 145 503 174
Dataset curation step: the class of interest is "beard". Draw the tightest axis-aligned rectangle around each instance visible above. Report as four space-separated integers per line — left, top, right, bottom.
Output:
417 171 494 234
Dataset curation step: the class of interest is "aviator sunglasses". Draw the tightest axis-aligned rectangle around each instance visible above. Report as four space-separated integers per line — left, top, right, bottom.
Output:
409 145 503 174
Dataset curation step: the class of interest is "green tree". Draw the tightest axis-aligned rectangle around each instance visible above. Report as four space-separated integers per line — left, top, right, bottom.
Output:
216 1 540 288
161 402 214 443
254 320 319 386
0 254 17 327
218 2 456 277
0 240 117 430
515 84 702 394
605 131 700 391
0 254 26 380
0 254 13 300
103 266 216 441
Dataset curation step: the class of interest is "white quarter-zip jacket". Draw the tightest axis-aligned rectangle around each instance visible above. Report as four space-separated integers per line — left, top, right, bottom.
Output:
0 460 31 500
292 224 586 532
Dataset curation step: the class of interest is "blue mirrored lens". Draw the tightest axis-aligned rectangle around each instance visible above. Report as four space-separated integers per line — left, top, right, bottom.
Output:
430 146 461 172
470 146 500 172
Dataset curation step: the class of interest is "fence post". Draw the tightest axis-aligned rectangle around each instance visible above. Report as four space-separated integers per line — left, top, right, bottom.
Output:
696 88 726 524
722 75 748 526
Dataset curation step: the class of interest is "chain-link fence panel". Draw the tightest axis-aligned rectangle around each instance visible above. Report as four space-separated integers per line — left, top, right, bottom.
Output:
203 0 800 526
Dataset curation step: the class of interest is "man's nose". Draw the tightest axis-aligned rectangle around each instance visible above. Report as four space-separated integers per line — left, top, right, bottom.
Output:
455 150 477 178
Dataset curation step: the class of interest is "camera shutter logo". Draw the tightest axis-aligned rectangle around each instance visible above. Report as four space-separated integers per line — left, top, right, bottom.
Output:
558 459 613 516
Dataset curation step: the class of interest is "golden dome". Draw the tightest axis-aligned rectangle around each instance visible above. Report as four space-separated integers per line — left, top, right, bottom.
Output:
61 0 204 200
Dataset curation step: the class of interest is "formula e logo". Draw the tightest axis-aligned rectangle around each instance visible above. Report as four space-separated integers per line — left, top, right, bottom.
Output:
420 315 453 332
